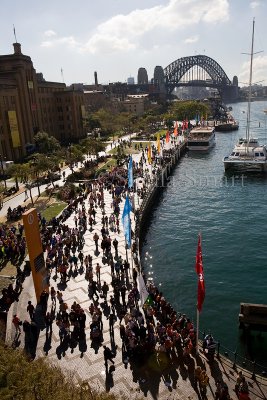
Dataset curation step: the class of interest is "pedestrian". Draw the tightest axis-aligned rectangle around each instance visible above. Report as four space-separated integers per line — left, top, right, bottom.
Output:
101 281 109 301
26 300 35 320
113 238 118 257
103 345 115 367
109 313 115 336
235 371 243 395
50 286 56 305
95 263 101 283
93 232 99 251
132 267 138 284
45 311 53 335
12 314 21 334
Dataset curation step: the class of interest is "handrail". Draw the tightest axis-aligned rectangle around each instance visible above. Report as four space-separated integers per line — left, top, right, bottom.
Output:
200 330 267 381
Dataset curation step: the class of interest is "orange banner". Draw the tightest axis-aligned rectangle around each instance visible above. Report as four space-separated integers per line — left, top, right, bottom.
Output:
22 208 49 302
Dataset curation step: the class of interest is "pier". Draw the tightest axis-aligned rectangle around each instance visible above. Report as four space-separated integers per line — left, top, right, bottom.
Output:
239 303 267 332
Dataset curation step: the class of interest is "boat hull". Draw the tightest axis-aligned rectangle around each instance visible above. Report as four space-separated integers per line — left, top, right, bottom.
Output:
223 157 267 172
215 123 239 132
187 134 215 151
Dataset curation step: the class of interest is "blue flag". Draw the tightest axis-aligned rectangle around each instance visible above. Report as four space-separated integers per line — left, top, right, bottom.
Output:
128 156 133 188
122 195 132 247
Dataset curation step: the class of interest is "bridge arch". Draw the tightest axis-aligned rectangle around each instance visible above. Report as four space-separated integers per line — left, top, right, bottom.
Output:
164 55 231 93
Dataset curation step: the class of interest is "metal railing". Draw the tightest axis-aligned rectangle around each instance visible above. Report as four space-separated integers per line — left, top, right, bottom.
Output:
201 330 267 382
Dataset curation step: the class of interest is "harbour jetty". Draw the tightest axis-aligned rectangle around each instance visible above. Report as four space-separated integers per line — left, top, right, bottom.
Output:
239 303 267 332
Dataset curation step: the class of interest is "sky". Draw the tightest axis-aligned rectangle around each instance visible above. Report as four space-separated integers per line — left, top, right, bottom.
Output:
1 0 267 87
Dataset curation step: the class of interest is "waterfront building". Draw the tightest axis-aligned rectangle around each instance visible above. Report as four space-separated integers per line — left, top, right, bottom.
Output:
0 42 86 160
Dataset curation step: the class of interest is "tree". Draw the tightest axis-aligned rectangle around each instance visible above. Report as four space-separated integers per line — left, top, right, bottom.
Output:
5 164 23 190
80 138 105 157
34 131 61 154
66 145 85 173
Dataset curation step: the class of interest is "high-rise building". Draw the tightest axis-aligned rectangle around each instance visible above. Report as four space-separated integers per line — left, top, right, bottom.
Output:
127 77 135 85
137 68 148 84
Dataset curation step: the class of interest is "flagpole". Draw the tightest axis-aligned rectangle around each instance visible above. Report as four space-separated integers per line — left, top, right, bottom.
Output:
196 308 200 354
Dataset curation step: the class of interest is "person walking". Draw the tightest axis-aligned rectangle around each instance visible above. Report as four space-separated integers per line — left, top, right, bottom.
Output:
113 238 118 257
12 314 21 335
93 232 99 252
101 281 109 301
26 301 35 321
103 345 115 367
95 263 101 283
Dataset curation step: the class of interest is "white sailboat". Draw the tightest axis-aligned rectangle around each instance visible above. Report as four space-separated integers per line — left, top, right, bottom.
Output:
223 19 267 172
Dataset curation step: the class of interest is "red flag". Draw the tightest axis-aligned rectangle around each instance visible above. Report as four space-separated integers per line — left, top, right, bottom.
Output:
173 121 178 137
166 130 170 143
195 233 205 312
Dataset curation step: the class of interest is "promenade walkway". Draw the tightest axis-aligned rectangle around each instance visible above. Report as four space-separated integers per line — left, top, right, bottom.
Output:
2 138 267 400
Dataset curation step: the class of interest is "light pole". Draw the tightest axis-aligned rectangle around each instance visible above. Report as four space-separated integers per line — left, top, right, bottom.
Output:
0 154 7 189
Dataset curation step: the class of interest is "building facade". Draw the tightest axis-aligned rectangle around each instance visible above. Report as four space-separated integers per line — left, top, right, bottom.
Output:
0 43 86 161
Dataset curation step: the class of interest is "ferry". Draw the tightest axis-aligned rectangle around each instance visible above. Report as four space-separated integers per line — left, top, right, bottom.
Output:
187 126 215 151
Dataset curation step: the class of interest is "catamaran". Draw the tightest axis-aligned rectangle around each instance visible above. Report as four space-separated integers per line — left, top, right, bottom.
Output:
223 19 267 172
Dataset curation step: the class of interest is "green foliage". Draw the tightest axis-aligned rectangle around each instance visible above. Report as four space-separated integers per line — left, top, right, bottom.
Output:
34 131 61 154
56 183 77 201
167 100 210 121
0 342 121 400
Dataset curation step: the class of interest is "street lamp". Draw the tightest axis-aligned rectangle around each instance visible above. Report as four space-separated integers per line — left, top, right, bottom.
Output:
0 154 7 189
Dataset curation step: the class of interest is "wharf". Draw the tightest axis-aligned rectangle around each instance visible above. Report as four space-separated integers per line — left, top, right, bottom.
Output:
239 303 267 332
1 137 267 400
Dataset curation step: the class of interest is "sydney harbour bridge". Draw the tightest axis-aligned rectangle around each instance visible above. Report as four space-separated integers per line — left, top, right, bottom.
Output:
161 55 239 102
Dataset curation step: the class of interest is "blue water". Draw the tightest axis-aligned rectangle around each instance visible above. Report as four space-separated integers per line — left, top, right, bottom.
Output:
141 100 267 366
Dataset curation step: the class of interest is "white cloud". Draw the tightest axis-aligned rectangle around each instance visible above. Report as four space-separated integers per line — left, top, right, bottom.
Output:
184 35 199 44
41 36 80 48
44 30 57 38
40 0 229 54
239 55 267 85
250 1 260 9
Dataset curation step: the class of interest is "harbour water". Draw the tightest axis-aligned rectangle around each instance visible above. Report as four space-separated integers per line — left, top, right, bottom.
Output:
141 100 267 367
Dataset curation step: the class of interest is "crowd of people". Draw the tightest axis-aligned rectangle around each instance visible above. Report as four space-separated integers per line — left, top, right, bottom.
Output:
1 136 254 399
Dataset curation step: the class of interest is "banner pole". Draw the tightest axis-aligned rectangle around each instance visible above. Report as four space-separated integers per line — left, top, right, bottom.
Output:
196 308 199 354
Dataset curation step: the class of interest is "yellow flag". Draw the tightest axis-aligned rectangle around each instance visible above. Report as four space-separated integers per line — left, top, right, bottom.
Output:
157 133 161 153
148 142 152 164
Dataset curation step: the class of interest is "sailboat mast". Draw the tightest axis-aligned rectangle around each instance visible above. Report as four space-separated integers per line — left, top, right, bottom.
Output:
246 18 255 144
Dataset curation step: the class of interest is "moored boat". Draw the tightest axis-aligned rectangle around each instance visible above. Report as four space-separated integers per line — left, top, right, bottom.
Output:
223 19 267 173
215 118 239 132
187 126 215 151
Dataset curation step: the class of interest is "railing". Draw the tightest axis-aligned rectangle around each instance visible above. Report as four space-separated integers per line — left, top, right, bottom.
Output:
201 331 267 382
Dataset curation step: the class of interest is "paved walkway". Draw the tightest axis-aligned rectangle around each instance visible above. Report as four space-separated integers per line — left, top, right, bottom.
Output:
2 139 267 400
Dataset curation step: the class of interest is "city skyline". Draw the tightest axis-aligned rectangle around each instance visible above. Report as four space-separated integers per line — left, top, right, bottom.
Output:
1 0 267 86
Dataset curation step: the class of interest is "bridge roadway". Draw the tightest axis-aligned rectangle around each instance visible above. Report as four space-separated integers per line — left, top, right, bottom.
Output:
2 138 267 400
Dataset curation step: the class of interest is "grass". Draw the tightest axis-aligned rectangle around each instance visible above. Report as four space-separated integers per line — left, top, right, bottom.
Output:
108 141 154 156
39 201 67 221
